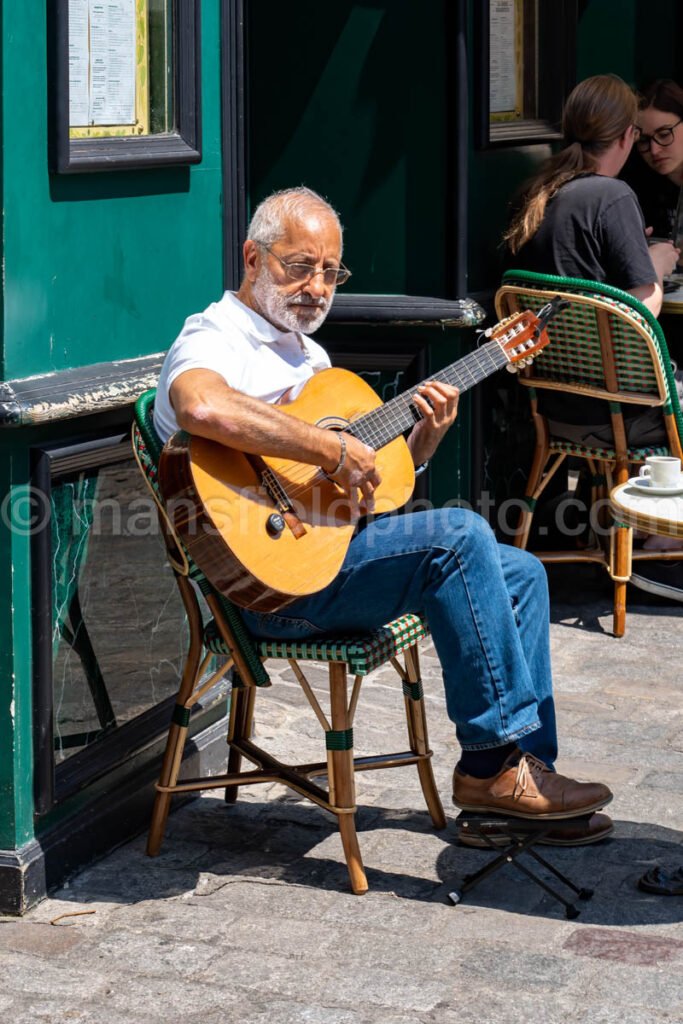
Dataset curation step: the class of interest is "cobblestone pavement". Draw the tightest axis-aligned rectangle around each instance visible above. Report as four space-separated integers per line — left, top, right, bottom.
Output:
2 567 683 1024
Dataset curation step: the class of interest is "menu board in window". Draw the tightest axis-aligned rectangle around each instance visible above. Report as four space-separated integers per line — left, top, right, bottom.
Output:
489 0 523 122
69 0 150 138
474 0 577 148
52 0 200 172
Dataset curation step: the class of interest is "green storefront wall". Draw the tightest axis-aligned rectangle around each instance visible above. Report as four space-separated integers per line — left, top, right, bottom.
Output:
2 4 225 381
0 0 226 853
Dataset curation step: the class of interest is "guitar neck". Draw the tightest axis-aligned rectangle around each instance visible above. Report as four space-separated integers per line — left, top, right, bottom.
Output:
349 337 509 451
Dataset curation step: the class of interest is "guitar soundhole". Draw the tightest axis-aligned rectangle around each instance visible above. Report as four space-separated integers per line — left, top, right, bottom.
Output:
316 416 351 432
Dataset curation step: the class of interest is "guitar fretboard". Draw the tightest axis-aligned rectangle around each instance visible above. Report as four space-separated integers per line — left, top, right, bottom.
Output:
349 336 509 451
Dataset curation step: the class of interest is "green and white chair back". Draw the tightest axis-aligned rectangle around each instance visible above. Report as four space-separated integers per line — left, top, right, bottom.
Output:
496 270 683 637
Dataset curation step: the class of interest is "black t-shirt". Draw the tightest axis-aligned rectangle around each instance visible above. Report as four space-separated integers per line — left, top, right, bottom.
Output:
513 174 656 426
516 174 656 288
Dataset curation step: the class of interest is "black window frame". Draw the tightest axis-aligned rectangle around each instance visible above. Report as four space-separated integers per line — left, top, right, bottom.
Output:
31 423 227 814
50 0 202 173
474 0 578 149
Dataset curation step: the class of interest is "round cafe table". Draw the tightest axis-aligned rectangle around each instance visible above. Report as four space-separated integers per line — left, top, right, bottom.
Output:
610 480 683 541
662 280 683 317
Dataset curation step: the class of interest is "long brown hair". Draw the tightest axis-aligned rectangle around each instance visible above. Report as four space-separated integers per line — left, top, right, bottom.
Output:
504 74 638 254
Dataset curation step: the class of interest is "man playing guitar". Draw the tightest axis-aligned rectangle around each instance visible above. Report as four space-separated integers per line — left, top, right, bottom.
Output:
154 186 613 844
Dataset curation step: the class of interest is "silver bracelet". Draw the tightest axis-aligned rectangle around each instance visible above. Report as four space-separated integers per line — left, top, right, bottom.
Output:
414 459 430 477
328 433 347 477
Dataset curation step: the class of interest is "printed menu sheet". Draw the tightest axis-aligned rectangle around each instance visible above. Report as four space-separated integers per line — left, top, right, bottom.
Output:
69 0 136 127
489 0 519 115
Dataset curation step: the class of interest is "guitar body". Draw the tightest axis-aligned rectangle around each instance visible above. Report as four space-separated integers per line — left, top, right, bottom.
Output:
160 368 416 612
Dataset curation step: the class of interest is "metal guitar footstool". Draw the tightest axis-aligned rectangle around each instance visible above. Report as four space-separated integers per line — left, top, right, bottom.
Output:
448 812 595 919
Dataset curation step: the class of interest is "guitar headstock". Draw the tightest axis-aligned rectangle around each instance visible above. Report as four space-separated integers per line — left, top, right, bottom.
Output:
487 296 567 372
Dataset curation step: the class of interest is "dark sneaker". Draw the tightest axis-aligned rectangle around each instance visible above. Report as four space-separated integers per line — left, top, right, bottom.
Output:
457 811 614 848
630 562 683 603
452 751 613 820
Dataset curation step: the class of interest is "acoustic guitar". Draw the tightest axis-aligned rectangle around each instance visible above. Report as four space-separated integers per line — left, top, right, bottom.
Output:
159 297 564 612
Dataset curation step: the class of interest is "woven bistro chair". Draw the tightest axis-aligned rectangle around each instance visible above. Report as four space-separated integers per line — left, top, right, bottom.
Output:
131 389 446 895
495 270 683 638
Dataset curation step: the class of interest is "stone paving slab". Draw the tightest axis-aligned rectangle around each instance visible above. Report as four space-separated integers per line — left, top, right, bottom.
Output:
1 567 683 1023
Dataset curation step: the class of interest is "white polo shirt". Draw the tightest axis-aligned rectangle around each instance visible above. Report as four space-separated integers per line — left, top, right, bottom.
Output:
153 291 331 443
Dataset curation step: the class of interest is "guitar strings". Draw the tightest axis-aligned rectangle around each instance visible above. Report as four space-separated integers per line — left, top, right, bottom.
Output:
257 329 529 503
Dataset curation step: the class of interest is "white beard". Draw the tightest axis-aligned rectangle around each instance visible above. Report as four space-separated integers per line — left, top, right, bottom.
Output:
251 265 332 334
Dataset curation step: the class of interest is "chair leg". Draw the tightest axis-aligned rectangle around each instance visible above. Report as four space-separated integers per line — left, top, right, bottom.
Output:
147 593 204 857
147 718 190 856
403 646 446 829
328 662 367 895
514 439 553 550
611 462 631 639
225 678 256 804
612 526 632 639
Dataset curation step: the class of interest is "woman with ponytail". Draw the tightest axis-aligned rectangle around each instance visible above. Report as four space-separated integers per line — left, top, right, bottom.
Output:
506 74 679 316
506 76 683 603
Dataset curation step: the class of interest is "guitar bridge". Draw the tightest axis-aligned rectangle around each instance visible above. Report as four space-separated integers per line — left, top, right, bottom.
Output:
261 467 293 514
260 466 307 539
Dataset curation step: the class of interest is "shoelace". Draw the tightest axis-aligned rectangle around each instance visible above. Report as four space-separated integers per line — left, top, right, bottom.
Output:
512 754 547 799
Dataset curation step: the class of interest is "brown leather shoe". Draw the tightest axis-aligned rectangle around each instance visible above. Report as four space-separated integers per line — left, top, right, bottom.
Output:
452 752 613 820
457 811 614 848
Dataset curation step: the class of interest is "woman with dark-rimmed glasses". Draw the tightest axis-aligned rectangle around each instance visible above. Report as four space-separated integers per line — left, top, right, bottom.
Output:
625 79 683 248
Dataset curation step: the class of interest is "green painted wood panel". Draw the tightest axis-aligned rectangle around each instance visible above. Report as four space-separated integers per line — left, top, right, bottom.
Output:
1 1 225 381
248 2 448 298
0 1 226 852
0 444 34 848
578 0 680 86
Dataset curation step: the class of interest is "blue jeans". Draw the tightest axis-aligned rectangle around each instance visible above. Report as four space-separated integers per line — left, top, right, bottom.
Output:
242 508 557 764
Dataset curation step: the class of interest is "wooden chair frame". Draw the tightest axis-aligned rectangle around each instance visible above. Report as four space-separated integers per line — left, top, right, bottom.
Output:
496 271 683 638
132 391 446 895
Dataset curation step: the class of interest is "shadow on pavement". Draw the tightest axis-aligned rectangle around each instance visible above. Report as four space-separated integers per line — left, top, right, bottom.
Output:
546 562 681 633
59 794 683 925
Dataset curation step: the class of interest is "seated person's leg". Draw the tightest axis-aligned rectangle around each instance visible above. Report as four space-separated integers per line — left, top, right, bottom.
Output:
243 507 611 819
246 508 545 752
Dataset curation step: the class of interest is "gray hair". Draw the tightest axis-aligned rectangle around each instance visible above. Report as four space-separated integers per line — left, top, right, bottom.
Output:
246 187 343 252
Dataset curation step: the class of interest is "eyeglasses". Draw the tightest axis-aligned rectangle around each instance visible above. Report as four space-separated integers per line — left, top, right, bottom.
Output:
260 245 352 287
634 119 682 153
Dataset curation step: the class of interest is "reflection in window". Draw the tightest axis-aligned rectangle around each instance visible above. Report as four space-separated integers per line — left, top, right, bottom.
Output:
51 459 222 762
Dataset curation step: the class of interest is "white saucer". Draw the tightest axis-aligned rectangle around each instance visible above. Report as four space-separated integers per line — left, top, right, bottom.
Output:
628 475 683 496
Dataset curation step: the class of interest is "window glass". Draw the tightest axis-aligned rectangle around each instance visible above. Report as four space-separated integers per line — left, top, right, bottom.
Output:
51 459 225 762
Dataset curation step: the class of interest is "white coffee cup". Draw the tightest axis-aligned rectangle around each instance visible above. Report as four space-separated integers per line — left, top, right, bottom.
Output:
638 455 681 488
